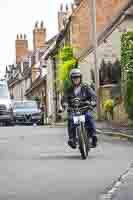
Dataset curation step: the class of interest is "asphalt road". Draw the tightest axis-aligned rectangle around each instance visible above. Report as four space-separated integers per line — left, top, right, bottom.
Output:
0 126 132 200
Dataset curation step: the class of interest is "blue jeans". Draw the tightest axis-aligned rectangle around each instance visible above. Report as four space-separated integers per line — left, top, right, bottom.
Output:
67 112 96 139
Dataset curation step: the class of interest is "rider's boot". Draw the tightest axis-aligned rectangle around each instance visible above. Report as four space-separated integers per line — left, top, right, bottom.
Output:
91 135 98 148
68 126 77 149
68 138 77 149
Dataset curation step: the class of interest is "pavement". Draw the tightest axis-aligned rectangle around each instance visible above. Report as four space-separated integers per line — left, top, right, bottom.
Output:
96 121 133 141
0 125 133 200
53 120 133 141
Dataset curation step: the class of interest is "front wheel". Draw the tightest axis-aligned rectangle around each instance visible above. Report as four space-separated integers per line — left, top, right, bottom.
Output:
77 123 89 160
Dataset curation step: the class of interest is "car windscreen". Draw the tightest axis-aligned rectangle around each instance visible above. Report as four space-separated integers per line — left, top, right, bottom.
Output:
14 101 38 109
0 83 9 98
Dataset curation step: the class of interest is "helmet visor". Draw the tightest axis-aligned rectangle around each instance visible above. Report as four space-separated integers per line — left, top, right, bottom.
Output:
71 74 81 79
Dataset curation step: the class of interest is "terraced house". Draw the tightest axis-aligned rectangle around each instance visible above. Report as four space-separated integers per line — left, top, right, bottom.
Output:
53 0 133 122
6 22 48 104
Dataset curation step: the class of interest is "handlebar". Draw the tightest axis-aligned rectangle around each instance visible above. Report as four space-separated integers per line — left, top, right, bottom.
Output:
67 104 94 113
62 99 96 112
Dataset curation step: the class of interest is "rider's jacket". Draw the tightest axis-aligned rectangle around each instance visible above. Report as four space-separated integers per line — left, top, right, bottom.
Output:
61 83 97 108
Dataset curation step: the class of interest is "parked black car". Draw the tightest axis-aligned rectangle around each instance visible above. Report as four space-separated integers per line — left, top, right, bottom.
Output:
13 100 44 125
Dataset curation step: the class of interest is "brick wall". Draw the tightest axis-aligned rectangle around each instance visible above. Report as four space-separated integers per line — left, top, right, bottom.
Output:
70 0 90 50
16 34 28 64
70 0 129 51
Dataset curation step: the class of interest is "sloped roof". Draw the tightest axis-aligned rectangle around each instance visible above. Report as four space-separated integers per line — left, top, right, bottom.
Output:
25 75 46 96
124 5 133 15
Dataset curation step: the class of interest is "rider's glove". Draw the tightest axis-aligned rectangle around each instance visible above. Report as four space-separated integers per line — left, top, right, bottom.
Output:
91 101 97 107
62 103 68 111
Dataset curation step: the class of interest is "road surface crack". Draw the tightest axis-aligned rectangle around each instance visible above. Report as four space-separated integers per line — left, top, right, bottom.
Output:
99 162 133 200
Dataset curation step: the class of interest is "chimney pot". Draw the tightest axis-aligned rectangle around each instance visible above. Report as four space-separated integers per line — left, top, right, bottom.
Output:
40 21 44 28
20 34 23 39
24 34 26 40
60 3 63 11
74 0 80 7
35 21 38 28
65 4 69 11
17 34 19 40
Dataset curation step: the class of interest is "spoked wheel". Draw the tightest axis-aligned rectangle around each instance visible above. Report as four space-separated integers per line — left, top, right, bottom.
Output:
77 123 89 160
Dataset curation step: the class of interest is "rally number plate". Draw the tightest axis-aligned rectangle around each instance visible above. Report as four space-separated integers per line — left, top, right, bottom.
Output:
73 115 85 124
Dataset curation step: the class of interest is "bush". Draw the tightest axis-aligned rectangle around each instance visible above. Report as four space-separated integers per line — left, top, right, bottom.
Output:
124 79 133 119
103 99 115 120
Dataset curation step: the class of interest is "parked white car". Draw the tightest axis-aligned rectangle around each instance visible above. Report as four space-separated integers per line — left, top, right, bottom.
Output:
0 79 14 126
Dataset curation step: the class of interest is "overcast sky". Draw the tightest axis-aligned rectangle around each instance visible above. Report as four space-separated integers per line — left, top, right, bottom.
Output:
0 0 72 73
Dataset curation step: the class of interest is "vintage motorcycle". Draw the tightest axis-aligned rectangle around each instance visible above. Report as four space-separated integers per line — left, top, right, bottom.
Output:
67 97 96 160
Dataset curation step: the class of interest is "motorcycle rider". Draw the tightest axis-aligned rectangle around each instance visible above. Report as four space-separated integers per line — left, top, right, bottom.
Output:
61 68 98 149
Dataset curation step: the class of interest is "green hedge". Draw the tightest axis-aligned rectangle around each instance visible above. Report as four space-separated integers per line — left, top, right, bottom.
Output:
121 31 133 119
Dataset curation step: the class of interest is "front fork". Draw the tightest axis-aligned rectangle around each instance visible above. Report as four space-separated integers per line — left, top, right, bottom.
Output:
75 122 86 143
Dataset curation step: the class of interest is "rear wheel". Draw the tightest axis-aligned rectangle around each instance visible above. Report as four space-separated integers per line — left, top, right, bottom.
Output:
77 123 89 160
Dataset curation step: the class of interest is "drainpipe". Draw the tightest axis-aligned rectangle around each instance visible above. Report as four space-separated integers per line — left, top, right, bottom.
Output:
90 0 101 120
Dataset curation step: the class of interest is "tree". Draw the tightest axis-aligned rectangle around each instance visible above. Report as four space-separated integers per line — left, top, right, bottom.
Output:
111 60 121 84
107 61 112 84
99 59 107 85
56 45 78 92
99 59 121 85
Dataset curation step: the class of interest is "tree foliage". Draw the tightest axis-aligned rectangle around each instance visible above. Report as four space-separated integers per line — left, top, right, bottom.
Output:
121 31 133 119
56 45 78 92
124 79 133 119
121 32 133 76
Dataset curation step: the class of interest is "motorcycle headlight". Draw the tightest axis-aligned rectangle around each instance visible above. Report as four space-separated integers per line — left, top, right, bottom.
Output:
74 98 80 107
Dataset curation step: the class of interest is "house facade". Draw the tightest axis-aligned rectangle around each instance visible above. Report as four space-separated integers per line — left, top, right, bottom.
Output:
78 4 133 121
51 0 133 122
6 21 47 102
7 60 31 101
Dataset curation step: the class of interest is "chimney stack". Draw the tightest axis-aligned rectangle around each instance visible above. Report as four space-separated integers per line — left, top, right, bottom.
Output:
74 0 81 7
58 3 70 31
15 34 28 64
33 21 46 50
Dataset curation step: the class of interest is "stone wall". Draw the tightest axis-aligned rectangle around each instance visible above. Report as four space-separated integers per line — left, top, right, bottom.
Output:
100 84 128 122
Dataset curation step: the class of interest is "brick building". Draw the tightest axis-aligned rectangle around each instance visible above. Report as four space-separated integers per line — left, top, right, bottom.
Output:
54 0 133 122
68 0 131 52
56 0 132 84
7 21 47 102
